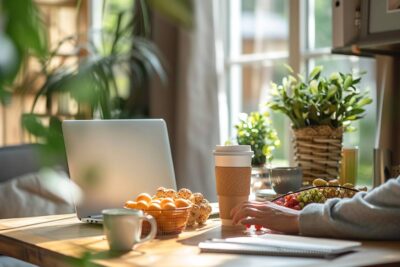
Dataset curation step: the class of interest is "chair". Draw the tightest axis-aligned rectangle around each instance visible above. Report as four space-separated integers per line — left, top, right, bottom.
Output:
0 144 45 183
0 144 70 267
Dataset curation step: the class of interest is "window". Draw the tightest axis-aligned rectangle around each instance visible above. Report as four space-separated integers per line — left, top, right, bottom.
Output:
91 0 132 102
222 0 377 186
224 0 290 166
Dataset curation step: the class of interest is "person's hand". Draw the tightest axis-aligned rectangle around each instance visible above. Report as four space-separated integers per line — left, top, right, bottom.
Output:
230 201 300 234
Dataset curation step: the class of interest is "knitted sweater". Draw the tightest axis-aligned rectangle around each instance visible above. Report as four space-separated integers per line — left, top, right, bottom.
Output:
299 177 400 240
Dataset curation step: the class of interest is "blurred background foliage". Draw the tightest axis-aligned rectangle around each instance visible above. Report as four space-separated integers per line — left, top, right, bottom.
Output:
0 0 193 165
0 0 47 104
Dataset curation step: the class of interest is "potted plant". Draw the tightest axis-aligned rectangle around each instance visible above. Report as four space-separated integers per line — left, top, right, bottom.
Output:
1 0 192 165
267 66 372 184
234 111 280 195
235 111 280 167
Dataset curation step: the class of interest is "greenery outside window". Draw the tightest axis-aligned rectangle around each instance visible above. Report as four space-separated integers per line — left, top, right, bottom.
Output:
221 0 377 186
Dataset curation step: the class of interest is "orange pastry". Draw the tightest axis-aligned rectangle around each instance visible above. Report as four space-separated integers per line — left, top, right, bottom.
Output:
162 202 176 210
155 187 167 198
136 200 149 210
125 200 137 209
190 192 204 205
148 202 162 210
160 197 174 207
175 198 190 208
164 189 176 199
151 199 161 204
177 188 192 200
147 202 162 217
135 193 152 203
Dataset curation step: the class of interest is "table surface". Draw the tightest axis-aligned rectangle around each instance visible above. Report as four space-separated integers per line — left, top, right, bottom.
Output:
0 214 400 267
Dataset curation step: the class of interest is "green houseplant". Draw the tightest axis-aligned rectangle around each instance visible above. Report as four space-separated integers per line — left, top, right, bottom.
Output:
235 111 280 167
267 66 372 183
1 0 192 165
0 0 47 104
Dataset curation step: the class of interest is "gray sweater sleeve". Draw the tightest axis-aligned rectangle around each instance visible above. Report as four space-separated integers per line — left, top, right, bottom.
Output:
299 177 400 240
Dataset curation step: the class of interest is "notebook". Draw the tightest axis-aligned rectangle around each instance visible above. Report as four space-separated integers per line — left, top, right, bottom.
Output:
199 234 361 258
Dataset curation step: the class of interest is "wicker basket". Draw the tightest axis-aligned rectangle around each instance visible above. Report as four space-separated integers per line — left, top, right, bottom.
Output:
292 125 343 184
142 207 191 236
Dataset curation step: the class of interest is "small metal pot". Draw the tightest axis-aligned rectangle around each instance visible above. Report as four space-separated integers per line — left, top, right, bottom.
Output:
270 167 303 194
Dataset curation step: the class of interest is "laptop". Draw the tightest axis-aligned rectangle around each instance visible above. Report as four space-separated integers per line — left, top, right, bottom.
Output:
62 119 177 223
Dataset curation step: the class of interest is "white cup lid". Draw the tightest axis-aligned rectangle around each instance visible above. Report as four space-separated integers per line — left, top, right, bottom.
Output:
213 145 254 156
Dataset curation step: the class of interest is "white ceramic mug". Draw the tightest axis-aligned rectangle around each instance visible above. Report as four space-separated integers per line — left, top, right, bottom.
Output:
102 208 157 251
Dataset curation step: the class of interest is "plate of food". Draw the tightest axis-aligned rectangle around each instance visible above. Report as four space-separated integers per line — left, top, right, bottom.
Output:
272 178 367 210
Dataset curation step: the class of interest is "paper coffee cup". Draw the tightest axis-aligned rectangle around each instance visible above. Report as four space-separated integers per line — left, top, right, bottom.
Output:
213 145 253 226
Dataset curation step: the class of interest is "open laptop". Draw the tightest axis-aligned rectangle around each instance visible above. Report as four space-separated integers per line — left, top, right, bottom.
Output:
62 119 177 223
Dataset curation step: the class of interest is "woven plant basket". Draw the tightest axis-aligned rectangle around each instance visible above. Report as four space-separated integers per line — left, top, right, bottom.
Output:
292 125 343 184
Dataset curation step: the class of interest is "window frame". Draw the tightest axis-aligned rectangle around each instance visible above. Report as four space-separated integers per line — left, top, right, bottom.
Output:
221 0 335 162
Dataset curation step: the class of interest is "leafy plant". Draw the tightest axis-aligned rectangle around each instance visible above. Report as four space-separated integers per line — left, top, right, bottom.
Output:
0 0 47 104
235 112 280 166
25 0 193 121
267 65 372 131
1 0 192 165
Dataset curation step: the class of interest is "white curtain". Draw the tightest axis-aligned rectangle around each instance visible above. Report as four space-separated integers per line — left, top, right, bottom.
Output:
174 0 220 201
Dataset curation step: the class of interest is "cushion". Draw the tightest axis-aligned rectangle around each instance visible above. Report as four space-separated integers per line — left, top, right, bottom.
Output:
0 144 42 184
0 168 79 219
0 256 37 267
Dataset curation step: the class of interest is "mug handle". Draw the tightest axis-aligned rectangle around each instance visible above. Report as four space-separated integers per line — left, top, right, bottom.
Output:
138 214 157 244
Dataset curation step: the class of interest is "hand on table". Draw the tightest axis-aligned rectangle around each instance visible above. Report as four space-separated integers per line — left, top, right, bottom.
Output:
230 201 300 234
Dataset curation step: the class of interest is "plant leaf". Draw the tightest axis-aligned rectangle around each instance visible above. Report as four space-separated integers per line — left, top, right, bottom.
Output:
21 114 48 138
344 75 353 90
309 66 323 80
283 63 294 73
327 85 337 99
355 97 372 108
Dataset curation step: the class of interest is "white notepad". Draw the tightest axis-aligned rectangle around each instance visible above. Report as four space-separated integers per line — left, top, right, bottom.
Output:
199 234 361 258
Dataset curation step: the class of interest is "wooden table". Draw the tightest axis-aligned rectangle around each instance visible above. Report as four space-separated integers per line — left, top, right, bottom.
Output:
0 214 399 267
